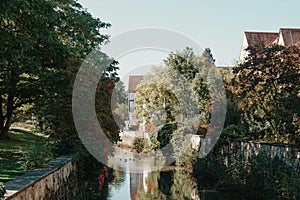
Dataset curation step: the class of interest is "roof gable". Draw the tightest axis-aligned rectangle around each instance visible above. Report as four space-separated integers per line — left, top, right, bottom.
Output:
279 28 300 47
244 31 278 47
128 76 144 93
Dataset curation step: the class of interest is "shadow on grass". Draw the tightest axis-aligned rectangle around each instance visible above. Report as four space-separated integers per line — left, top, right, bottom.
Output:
0 127 54 183
9 128 32 134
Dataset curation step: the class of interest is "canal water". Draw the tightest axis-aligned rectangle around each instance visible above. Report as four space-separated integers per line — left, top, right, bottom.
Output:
105 168 241 200
90 147 242 200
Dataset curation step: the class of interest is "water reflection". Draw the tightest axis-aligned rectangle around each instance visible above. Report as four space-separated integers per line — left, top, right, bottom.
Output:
106 169 200 200
136 169 200 200
105 168 242 200
103 148 241 200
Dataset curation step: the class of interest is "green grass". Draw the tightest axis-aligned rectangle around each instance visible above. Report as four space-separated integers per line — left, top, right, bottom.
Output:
0 126 54 183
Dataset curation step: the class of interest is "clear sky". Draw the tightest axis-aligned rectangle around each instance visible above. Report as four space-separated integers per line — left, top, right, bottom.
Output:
78 0 300 77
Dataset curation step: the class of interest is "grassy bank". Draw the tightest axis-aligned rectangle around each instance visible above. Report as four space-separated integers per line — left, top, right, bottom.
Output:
0 125 54 183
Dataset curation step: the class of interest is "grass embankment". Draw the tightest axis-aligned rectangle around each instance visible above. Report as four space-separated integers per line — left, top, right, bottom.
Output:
0 124 54 183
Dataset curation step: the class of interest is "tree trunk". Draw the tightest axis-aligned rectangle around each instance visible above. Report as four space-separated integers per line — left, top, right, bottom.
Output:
0 128 10 140
0 94 14 140
0 114 12 140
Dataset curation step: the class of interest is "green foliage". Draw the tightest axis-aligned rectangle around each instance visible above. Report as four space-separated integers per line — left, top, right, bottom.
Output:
165 47 198 81
112 81 128 109
135 69 180 125
133 137 147 153
0 127 54 182
0 2 121 199
224 100 241 127
0 182 5 198
19 143 53 170
194 144 300 200
170 170 199 199
96 77 121 144
157 123 177 149
112 80 129 129
0 0 63 138
135 47 217 128
222 152 300 200
0 0 115 141
220 124 249 144
137 169 200 200
202 47 216 64
175 146 198 173
113 103 129 128
135 47 222 169
194 149 227 189
169 126 197 170
164 47 223 125
233 44 300 144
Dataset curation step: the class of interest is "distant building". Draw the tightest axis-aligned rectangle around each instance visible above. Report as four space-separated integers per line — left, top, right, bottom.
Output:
216 66 233 73
278 28 300 47
239 28 300 61
239 31 278 60
128 75 144 130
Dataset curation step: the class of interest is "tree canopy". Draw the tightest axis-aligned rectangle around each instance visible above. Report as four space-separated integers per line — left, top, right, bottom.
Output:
134 47 220 166
233 44 300 144
0 0 119 143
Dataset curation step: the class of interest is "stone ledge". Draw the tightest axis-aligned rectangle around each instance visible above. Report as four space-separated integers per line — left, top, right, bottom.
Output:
4 155 73 199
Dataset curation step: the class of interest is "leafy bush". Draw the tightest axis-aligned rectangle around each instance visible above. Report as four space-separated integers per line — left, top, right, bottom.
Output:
133 137 147 153
220 124 249 143
224 153 300 200
19 143 53 170
194 145 300 200
0 182 5 198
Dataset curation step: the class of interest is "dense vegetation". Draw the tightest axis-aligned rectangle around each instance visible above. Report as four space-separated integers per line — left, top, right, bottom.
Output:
134 44 300 199
1 0 300 199
194 143 300 200
0 126 55 183
0 0 121 198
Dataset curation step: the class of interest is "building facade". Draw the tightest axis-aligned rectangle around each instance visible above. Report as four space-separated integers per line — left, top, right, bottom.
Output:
128 75 144 130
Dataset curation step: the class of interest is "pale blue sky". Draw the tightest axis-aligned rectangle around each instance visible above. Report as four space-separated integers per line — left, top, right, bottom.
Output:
78 0 300 77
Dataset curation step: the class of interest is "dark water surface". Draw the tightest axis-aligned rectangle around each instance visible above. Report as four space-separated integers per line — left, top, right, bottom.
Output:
93 148 242 200
104 168 241 200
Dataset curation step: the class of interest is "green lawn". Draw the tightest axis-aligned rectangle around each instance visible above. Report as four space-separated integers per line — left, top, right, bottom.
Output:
0 125 54 183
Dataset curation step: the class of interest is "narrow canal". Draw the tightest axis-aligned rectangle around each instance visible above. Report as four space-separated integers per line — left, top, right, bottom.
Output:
105 168 241 200
87 146 242 200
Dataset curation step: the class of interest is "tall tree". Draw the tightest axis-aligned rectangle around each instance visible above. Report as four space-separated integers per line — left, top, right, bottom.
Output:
164 47 216 124
0 0 114 140
233 44 300 144
1 0 66 139
135 48 220 165
202 47 215 65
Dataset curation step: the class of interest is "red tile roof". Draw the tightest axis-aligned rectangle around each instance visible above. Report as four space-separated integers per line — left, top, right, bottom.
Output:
280 28 300 47
245 31 278 47
128 76 144 93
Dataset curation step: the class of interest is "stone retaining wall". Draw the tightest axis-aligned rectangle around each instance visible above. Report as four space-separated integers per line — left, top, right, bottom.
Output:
226 140 300 168
4 155 77 200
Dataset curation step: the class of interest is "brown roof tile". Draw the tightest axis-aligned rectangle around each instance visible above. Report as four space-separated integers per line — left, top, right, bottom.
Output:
128 76 144 93
280 28 300 47
245 31 278 47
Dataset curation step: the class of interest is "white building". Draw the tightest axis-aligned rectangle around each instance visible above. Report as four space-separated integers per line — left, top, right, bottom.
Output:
128 75 144 130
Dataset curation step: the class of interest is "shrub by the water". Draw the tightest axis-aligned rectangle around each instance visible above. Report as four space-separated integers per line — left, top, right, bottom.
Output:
133 137 147 153
0 182 5 198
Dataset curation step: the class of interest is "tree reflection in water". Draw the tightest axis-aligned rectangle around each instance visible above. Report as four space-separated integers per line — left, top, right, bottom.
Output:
102 168 242 200
136 169 200 200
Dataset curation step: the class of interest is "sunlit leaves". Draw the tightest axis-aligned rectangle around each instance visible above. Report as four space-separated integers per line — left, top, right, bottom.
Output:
233 44 300 144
